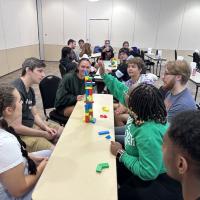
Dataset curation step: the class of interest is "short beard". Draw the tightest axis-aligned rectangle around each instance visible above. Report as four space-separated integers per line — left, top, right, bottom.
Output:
163 77 176 91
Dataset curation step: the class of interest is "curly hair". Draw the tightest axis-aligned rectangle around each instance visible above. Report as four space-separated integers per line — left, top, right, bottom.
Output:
168 110 200 163
128 83 167 125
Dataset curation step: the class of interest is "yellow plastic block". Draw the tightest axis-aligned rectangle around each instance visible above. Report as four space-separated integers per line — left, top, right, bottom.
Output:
102 106 109 112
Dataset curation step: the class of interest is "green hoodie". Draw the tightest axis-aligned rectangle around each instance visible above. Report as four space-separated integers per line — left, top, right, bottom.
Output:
55 72 85 110
102 73 168 181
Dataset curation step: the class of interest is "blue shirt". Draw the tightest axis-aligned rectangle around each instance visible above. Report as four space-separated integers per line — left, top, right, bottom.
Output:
165 88 196 123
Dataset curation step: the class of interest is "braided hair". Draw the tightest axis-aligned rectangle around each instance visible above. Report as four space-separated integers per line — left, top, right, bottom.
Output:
128 83 167 125
0 85 37 175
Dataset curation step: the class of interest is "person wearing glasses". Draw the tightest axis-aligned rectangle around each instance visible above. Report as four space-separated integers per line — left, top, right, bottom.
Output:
55 58 91 117
101 40 114 60
162 60 196 123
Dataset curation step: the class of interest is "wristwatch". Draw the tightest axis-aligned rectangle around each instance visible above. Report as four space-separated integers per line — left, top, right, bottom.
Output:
116 149 125 159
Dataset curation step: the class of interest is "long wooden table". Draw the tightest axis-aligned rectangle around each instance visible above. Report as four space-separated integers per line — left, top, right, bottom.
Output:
32 94 117 200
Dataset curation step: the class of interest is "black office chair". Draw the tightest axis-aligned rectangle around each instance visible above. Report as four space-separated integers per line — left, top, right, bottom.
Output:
39 75 68 126
193 52 200 70
59 64 66 78
141 50 155 73
175 49 177 60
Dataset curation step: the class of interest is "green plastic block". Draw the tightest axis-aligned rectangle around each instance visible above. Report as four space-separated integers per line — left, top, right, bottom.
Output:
101 163 109 169
96 163 109 173
96 164 102 173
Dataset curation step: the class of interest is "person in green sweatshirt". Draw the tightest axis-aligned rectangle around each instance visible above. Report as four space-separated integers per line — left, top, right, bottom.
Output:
98 61 183 200
55 58 91 117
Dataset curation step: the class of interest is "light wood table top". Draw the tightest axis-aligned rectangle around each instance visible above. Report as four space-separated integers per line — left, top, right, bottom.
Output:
32 94 117 200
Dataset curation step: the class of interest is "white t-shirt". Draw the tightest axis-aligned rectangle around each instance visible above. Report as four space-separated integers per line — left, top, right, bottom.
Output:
0 128 29 200
0 129 23 174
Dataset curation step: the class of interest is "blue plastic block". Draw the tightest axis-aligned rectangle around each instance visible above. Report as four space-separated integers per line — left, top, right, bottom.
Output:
98 130 110 135
105 135 111 140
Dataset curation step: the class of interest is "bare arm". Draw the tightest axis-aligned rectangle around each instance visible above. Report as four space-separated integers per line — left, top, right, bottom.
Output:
32 106 58 139
11 108 54 140
0 159 47 198
32 106 48 131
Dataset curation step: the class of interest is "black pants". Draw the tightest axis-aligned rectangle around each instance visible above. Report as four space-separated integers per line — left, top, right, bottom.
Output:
117 161 183 200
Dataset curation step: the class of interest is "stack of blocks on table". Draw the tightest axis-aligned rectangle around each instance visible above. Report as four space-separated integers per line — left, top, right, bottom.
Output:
84 71 96 123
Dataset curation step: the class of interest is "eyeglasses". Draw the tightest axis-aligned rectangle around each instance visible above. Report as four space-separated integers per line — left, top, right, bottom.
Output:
81 65 90 68
163 71 178 76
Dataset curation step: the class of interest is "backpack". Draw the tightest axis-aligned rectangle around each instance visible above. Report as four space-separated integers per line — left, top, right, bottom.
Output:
130 46 140 57
93 46 102 53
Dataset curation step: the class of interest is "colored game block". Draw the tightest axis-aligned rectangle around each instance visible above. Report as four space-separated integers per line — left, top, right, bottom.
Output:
96 163 109 173
100 114 108 118
105 135 111 140
90 118 96 124
98 130 110 135
102 106 109 112
101 163 109 169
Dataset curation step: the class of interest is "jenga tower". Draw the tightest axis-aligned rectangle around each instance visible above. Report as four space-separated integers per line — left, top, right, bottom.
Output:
84 71 95 123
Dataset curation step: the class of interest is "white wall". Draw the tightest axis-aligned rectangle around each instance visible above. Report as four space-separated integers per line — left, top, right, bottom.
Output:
41 0 200 50
0 0 39 50
0 0 39 76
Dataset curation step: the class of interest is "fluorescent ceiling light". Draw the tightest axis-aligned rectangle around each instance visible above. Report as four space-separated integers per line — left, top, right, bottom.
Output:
88 0 100 2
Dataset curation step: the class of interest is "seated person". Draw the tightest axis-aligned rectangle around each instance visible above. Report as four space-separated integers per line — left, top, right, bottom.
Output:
78 39 84 52
112 48 130 82
66 39 79 62
163 110 200 200
162 60 196 123
79 43 92 58
55 58 91 117
122 41 130 49
114 57 158 127
98 62 182 200
101 40 114 60
12 57 63 152
0 85 51 200
60 47 77 76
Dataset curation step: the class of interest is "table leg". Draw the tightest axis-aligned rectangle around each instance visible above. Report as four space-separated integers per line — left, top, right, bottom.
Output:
158 60 162 78
156 60 159 76
195 85 199 101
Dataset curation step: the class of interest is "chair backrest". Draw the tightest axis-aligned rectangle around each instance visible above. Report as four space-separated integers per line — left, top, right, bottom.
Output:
193 52 200 63
39 75 61 112
130 46 140 57
59 64 66 78
175 49 177 60
93 46 102 53
140 50 145 60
